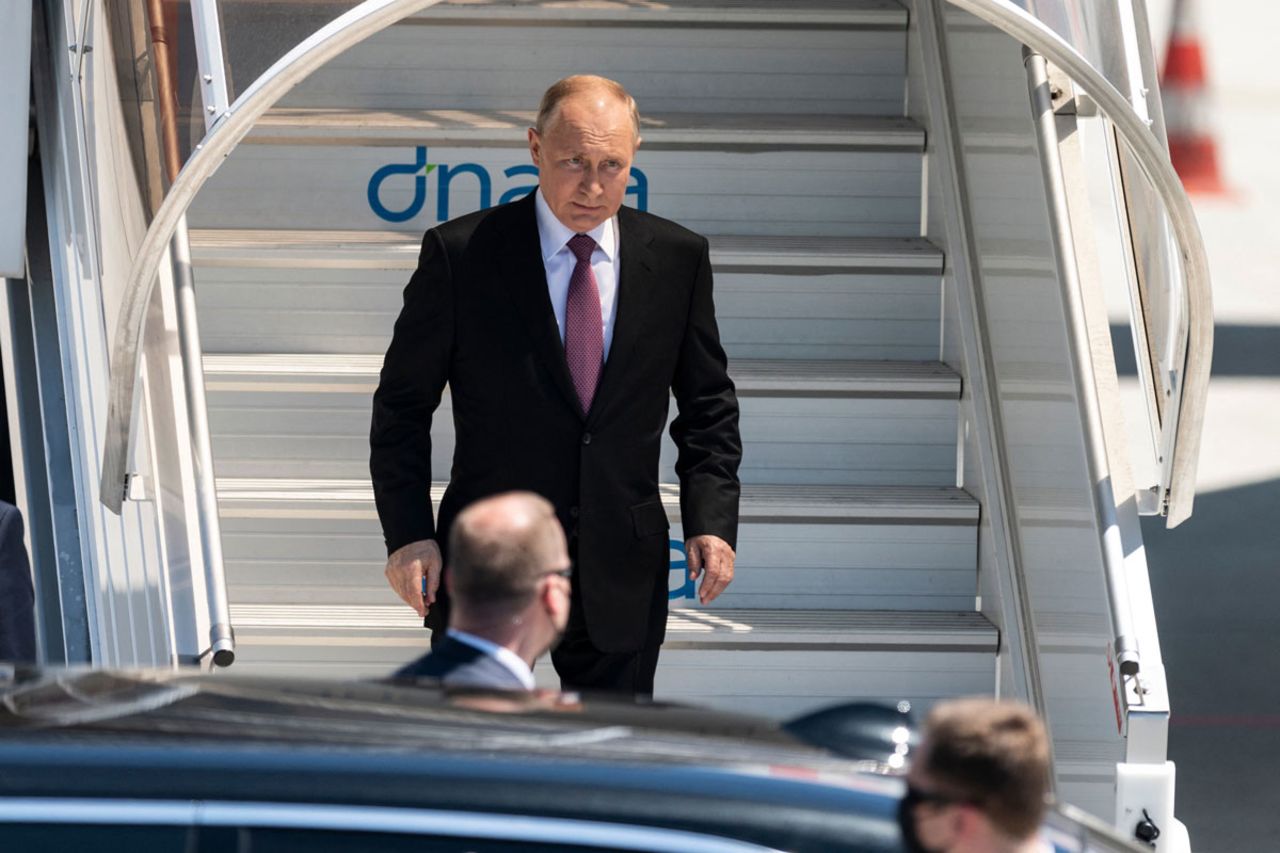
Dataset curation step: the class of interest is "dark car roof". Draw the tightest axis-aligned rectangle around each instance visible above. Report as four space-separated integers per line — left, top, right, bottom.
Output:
0 668 904 852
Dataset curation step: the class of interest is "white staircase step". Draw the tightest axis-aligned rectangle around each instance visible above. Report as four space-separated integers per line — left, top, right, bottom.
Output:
225 606 994 650
218 478 979 523
191 120 924 237
279 2 909 117
192 268 942 361
731 359 958 397
224 603 996 719
247 109 924 151
203 356 961 485
218 479 978 523
190 232 944 360
216 479 978 613
663 609 995 652
406 0 908 28
204 354 959 397
189 229 943 273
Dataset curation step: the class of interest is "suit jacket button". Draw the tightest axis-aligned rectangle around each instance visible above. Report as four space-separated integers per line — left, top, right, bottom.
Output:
569 506 580 518
582 432 592 445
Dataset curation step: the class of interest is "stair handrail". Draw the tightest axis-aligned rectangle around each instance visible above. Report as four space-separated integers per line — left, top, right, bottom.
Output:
99 0 444 514
940 0 1212 532
1022 47 1142 676
143 0 234 666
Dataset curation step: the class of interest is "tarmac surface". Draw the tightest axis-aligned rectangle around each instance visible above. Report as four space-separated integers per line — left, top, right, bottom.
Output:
1137 3 1280 849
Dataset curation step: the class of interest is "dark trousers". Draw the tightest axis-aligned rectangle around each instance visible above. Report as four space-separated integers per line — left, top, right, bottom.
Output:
551 559 668 697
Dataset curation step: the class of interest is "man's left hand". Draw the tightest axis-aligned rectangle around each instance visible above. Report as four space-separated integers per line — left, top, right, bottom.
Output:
686 534 735 605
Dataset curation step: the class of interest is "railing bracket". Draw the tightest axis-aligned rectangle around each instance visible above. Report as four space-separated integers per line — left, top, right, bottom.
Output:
123 472 151 502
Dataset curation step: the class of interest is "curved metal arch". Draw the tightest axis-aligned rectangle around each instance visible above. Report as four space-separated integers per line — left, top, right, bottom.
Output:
943 0 1212 527
101 0 1212 527
100 0 444 512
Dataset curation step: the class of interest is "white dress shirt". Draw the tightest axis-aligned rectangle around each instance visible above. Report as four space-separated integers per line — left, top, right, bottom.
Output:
446 628 537 689
534 189 620 360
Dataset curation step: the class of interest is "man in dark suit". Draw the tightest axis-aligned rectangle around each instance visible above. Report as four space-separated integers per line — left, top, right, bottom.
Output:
394 492 571 689
0 500 36 663
371 75 741 696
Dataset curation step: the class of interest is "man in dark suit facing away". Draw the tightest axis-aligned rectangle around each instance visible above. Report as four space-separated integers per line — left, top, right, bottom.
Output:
371 75 742 696
394 492 571 690
0 500 36 663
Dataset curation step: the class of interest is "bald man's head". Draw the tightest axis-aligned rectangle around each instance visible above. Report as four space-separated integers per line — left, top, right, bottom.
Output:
447 492 569 614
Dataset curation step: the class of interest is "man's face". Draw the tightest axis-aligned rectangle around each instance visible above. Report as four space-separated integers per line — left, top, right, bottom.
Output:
900 759 960 853
528 93 638 233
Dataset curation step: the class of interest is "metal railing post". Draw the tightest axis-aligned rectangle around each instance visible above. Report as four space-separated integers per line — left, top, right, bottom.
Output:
939 0 1212 528
1023 48 1141 677
190 0 232 126
144 0 234 666
170 217 234 666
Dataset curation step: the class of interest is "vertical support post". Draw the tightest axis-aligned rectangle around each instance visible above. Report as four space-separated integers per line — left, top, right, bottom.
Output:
1023 49 1140 678
915 0 1047 729
190 0 232 128
142 0 236 666
184 0 236 666
170 217 234 666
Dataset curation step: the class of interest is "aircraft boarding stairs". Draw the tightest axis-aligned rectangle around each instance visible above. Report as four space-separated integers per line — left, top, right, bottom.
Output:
175 0 1160 820
195 0 994 710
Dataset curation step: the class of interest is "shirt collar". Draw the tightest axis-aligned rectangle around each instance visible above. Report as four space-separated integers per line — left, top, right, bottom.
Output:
534 188 617 263
446 628 537 689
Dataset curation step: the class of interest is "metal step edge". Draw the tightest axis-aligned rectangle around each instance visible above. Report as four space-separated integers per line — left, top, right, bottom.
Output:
215 479 980 524
202 355 961 399
399 0 908 29
188 230 943 273
244 110 925 151
228 604 996 653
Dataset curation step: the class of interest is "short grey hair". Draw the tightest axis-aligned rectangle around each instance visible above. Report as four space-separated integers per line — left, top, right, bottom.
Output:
534 74 641 140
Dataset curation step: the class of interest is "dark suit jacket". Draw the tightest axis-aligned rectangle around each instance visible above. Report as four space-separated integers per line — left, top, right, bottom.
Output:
393 634 529 690
0 501 36 663
370 193 741 653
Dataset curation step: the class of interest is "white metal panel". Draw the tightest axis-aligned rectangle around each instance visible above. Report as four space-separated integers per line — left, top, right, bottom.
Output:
190 265 944 361
28 2 196 667
203 359 960 486
929 8 1129 818
654 649 994 719
189 143 924 237
186 230 944 358
189 230 942 270
216 481 978 612
220 602 996 719
718 271 942 361
286 22 907 116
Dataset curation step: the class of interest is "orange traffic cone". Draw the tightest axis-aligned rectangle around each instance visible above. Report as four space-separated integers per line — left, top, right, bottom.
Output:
1161 0 1228 194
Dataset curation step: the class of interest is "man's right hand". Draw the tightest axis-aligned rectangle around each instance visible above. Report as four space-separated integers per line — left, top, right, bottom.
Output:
385 539 442 618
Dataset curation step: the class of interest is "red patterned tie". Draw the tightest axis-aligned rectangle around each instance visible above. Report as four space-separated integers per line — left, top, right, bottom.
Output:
565 234 604 416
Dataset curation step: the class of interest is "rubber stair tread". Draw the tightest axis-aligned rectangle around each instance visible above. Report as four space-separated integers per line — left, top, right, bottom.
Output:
217 478 979 523
189 229 942 272
246 109 924 149
405 0 908 27
229 603 996 651
203 353 959 396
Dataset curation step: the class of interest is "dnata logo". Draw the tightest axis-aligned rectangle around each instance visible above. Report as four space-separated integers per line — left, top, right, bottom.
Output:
368 146 650 223
669 539 695 601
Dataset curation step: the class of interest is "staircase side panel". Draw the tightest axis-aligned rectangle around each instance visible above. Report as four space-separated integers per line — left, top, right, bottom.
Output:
25 2 223 667
909 3 1129 822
